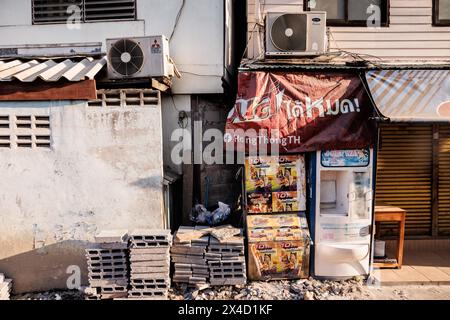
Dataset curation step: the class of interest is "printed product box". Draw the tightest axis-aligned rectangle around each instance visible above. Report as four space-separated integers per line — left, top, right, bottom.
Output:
272 191 300 213
247 241 310 280
245 155 306 214
245 156 274 213
247 228 278 242
245 156 274 193
247 193 273 214
246 213 311 280
246 213 305 229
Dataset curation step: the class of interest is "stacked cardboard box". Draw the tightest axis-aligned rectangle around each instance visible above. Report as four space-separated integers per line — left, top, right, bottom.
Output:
0 274 12 300
128 229 172 300
85 230 129 300
171 226 209 286
207 236 247 286
246 213 310 281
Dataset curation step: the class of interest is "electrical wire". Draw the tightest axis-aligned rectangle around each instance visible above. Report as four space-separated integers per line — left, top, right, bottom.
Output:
179 70 222 78
327 29 383 68
169 0 186 42
240 0 267 63
170 95 189 129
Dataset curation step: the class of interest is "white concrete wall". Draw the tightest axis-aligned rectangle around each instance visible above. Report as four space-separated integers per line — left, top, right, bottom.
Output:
0 100 164 293
248 0 450 62
0 0 227 94
161 95 191 175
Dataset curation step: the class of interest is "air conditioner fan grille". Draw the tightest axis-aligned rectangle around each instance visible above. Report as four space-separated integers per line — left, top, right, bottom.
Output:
270 14 307 52
109 39 145 77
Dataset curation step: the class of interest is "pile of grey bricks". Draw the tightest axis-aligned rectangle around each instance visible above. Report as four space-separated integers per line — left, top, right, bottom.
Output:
128 229 172 300
85 230 129 300
0 274 12 300
171 226 247 287
171 226 210 286
207 235 247 286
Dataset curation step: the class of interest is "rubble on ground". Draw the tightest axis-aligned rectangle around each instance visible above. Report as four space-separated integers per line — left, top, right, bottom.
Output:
169 277 365 301
13 290 85 300
10 278 365 301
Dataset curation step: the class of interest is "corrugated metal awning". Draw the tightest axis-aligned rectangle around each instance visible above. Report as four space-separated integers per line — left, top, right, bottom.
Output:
366 70 450 122
0 57 106 82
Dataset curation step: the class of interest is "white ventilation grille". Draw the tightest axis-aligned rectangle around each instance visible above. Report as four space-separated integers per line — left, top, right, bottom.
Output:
16 116 32 129
0 115 10 148
0 135 10 148
0 115 9 129
84 0 136 22
88 89 160 108
32 0 136 24
0 115 51 149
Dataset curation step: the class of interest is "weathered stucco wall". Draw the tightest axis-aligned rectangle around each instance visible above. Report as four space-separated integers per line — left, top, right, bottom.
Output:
0 100 164 293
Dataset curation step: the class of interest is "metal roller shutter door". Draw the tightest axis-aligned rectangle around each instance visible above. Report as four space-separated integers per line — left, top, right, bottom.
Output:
376 124 433 237
439 126 450 236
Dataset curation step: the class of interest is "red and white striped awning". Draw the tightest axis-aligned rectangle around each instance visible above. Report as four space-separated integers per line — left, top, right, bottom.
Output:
366 70 450 122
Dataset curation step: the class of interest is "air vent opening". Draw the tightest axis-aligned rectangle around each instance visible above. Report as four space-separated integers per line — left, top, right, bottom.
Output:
88 89 160 108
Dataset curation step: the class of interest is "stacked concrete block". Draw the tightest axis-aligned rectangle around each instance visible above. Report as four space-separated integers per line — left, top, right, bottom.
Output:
207 236 247 286
128 229 172 300
171 226 209 286
85 230 129 300
0 274 12 300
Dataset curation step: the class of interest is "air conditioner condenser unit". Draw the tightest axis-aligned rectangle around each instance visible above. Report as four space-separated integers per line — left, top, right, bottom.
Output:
265 12 327 57
106 35 174 80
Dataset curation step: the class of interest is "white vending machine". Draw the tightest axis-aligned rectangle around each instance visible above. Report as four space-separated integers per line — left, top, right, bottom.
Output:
310 149 374 279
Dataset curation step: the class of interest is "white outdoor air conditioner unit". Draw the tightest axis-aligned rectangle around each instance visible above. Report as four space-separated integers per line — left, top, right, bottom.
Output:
106 36 174 80
265 12 327 57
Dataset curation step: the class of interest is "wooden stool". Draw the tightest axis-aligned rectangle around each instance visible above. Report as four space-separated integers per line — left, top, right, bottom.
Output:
373 203 406 269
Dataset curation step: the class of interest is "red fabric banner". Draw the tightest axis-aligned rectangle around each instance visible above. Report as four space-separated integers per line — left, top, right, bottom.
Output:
225 72 376 153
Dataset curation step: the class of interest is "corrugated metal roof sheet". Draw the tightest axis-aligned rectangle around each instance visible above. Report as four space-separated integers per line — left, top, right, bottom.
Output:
240 63 366 71
241 62 450 72
0 57 106 82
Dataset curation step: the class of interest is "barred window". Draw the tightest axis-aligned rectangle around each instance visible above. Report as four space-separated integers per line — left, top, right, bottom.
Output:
32 0 136 25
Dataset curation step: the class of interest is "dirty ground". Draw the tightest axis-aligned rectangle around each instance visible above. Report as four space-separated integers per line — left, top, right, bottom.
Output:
11 279 450 300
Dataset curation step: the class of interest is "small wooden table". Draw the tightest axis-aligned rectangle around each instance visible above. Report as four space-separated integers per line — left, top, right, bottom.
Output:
373 203 406 269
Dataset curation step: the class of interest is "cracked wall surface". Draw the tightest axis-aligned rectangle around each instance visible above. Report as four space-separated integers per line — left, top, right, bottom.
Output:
0 100 164 293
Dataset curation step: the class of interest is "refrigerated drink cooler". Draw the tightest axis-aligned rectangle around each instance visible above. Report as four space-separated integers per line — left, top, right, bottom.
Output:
308 149 375 280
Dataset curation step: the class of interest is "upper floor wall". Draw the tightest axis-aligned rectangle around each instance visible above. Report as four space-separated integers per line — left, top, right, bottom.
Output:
0 0 231 94
247 0 450 63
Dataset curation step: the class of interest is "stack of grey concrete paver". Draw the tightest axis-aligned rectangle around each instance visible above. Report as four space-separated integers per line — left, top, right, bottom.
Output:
0 273 12 300
171 226 210 286
128 229 172 300
207 235 247 286
85 230 129 300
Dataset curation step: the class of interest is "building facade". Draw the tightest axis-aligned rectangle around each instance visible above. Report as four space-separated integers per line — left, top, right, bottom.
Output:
245 0 450 239
0 0 244 293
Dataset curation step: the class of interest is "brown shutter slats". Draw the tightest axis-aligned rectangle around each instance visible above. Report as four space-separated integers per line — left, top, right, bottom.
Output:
439 126 450 236
376 124 433 237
